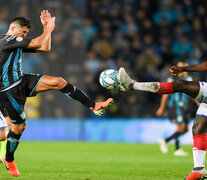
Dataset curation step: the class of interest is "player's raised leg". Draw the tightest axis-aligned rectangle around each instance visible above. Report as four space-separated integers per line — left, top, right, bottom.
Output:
117 67 200 98
34 75 113 116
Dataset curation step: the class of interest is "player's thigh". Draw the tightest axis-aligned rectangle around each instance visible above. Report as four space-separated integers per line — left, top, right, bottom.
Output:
35 75 67 92
173 80 200 98
193 103 207 135
1 91 26 125
193 115 207 135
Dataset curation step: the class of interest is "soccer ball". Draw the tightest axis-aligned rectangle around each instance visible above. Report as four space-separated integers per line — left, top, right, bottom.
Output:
99 69 118 90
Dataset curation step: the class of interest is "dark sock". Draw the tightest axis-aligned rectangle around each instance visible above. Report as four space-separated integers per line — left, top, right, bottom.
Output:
175 137 180 150
165 132 182 143
60 83 95 109
6 130 21 162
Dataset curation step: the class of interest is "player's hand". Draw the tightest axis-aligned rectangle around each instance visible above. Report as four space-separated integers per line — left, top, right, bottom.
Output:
40 10 51 26
169 66 184 76
44 16 56 32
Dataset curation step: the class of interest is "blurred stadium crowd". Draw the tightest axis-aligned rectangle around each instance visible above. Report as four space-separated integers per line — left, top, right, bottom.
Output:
0 0 207 118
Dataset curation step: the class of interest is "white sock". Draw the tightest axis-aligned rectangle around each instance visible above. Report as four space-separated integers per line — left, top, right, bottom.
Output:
193 148 206 168
133 82 159 93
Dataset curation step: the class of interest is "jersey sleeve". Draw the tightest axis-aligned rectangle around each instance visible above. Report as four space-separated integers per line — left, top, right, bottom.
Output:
2 36 31 51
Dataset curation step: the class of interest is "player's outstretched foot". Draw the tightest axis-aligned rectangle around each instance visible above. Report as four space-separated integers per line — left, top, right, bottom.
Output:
117 67 135 91
92 98 114 116
184 168 207 180
158 139 168 154
1 156 20 177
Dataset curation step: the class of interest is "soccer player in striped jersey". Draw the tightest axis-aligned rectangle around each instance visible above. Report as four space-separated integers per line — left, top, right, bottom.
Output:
117 66 207 180
0 10 113 177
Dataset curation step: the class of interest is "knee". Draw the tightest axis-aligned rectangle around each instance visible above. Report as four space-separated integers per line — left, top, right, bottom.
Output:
184 127 189 133
182 128 188 134
12 123 27 135
19 123 27 134
54 77 67 89
173 80 184 91
182 125 189 133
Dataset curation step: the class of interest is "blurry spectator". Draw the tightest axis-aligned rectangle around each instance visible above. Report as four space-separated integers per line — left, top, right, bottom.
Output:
190 17 204 39
0 7 9 34
84 51 102 75
112 32 129 51
171 35 193 60
25 95 41 119
82 18 97 45
92 39 114 58
135 47 161 81
141 34 161 56
141 19 155 37
119 15 139 36
23 54 44 74
153 1 179 25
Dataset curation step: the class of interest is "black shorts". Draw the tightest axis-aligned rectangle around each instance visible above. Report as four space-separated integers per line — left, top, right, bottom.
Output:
0 74 44 124
168 109 191 125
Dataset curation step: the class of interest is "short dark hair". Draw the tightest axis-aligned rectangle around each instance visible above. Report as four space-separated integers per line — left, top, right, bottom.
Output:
11 17 32 29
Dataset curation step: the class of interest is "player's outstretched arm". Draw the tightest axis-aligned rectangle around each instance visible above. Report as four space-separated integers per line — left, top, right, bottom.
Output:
27 10 55 51
170 62 207 75
36 10 53 52
156 94 170 117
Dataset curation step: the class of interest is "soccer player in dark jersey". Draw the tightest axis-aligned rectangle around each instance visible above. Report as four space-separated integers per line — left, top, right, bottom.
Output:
117 66 207 180
156 61 198 156
0 10 113 177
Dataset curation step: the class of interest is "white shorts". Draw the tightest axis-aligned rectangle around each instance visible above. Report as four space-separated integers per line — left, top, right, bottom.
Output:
196 103 207 117
196 82 207 117
0 110 7 130
196 82 207 104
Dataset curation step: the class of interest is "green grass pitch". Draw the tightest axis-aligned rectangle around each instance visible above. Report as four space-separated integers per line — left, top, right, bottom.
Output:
0 142 196 180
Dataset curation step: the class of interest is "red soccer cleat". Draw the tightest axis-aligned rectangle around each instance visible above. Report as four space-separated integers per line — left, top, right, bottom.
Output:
185 168 207 180
1 156 20 177
92 98 114 116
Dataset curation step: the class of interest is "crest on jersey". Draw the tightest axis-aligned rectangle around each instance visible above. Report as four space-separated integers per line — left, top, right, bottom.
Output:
16 37 23 42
